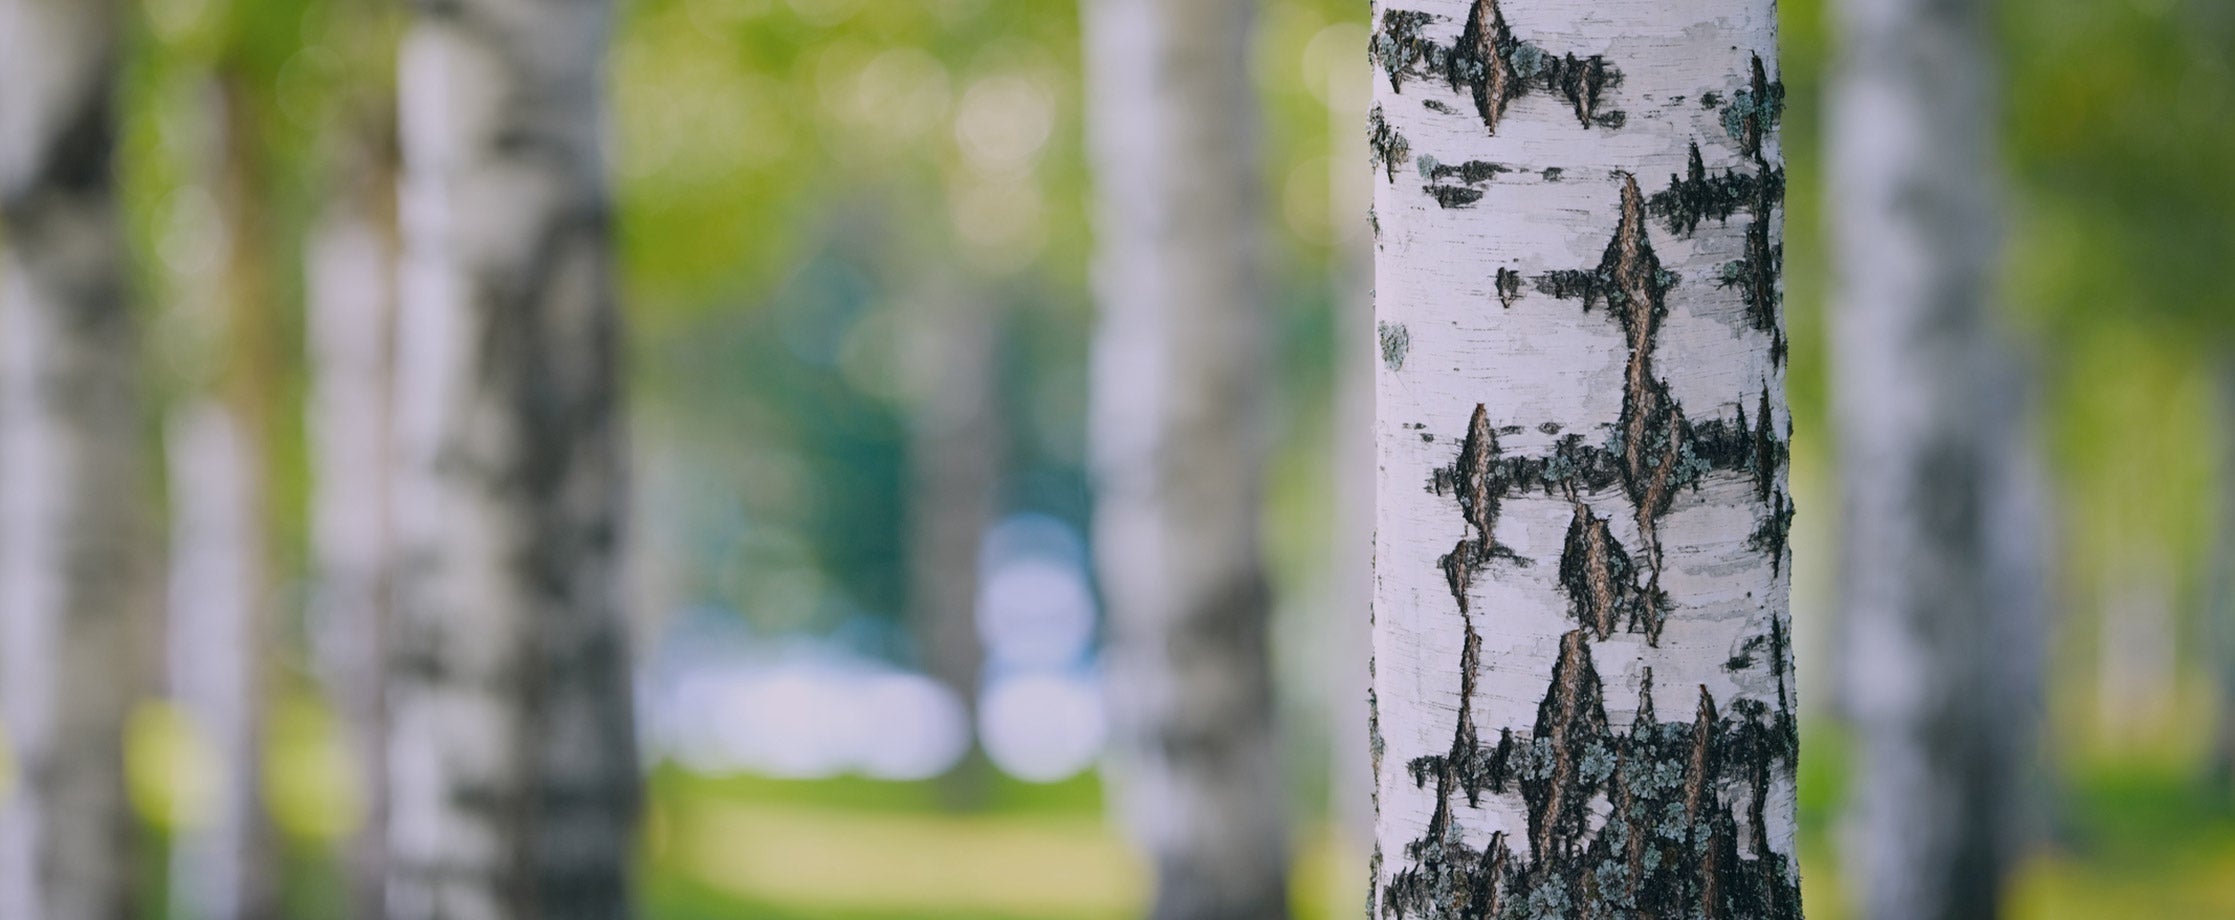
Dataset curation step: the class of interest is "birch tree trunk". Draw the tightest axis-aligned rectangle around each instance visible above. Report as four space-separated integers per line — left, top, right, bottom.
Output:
1368 2 1804 916
905 281 1002 805
1828 0 2046 916
0 2 144 918
1082 0 1291 917
388 2 638 917
308 104 399 920
164 71 286 920
163 402 278 920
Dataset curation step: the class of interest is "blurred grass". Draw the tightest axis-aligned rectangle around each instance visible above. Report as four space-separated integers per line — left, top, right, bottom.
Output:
635 727 2235 920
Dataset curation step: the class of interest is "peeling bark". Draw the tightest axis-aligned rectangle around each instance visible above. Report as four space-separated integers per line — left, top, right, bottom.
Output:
0 1 144 917
389 1 638 917
1083 0 1290 917
1371 3 1800 917
1829 0 2047 916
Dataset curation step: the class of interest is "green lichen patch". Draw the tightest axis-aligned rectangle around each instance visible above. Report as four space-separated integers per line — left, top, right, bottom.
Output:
1381 321 1412 371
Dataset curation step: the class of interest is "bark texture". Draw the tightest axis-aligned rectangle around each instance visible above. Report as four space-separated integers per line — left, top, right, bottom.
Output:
1082 0 1291 917
1828 0 2047 917
0 2 143 918
389 1 637 917
1370 3 1803 917
308 99 400 920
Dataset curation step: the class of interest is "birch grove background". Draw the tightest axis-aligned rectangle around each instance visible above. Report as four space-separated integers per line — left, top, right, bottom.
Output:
0 0 2228 918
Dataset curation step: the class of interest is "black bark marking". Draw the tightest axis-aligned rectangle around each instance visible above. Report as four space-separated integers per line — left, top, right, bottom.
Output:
1535 176 1685 643
1371 1 1626 138
1371 105 1413 184
1447 0 1625 133
1558 500 1648 640
1428 185 1487 209
1381 322 1411 371
1647 142 1781 237
1725 55 1785 160
1384 638 1804 919
1495 268 1522 309
1385 52 1800 913
1706 55 1789 364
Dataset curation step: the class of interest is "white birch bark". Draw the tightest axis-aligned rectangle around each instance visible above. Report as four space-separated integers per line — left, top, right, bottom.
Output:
1082 0 1291 916
163 403 278 920
160 72 285 920
1369 2 1803 915
389 1 637 917
1829 0 2047 916
308 138 398 920
0 1 144 917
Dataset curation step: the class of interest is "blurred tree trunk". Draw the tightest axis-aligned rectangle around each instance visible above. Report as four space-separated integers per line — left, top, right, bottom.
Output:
1328 61 1376 867
162 404 277 920
307 70 399 920
905 281 1003 806
1081 0 1291 917
0 2 144 918
1829 0 2048 916
2212 359 2235 794
163 70 286 920
1369 3 1803 917
387 2 638 918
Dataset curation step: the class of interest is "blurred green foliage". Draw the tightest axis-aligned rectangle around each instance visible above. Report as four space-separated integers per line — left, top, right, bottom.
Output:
89 0 2235 915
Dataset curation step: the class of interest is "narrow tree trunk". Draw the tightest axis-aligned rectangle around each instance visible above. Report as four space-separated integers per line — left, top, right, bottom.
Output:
1369 3 1803 916
1082 0 1291 917
388 2 638 918
0 2 144 918
1329 34 1379 854
905 283 1003 804
2209 357 2235 794
163 403 278 920
1828 0 2046 916
307 107 399 920
164 70 285 920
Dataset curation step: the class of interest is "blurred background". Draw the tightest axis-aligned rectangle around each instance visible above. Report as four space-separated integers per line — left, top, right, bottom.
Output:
0 0 2230 917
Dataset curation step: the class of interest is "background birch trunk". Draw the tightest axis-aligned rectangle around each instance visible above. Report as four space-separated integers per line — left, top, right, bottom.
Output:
904 279 1003 806
307 87 399 920
1828 0 2048 915
163 70 285 920
162 403 278 920
1081 0 1291 916
0 1 144 917
1368 2 1804 915
389 1 638 917
2212 359 2235 795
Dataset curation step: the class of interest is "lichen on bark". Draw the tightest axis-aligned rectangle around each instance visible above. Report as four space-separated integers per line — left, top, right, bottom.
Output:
1372 1 1626 136
1373 4 1798 918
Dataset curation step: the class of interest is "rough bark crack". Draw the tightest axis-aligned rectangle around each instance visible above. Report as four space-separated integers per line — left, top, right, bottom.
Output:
1372 1 1626 136
1386 175 1801 920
